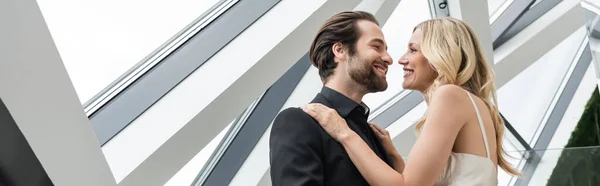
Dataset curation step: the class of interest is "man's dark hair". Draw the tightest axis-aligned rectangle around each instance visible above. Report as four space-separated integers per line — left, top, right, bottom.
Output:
309 11 379 83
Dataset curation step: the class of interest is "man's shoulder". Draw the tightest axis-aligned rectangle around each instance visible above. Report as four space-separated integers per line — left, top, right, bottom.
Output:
270 107 324 144
274 107 314 124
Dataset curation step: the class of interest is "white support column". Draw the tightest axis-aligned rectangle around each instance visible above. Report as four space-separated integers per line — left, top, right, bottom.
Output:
0 0 116 186
447 0 495 66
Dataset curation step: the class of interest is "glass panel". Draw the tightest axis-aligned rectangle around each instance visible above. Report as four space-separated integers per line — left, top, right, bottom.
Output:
501 146 600 186
37 0 224 103
497 150 526 186
497 27 587 144
363 0 432 110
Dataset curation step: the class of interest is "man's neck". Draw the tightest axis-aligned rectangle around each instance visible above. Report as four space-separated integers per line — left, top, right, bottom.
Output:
324 79 366 104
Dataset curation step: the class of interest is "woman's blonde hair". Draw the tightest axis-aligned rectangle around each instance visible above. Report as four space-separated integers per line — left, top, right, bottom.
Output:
413 17 521 176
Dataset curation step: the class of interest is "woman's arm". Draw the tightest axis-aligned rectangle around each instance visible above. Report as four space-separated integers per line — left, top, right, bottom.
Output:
399 85 471 185
338 131 405 186
301 84 470 186
370 124 405 173
388 148 406 173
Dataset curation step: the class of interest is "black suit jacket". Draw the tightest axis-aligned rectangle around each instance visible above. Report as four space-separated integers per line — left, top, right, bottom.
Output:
269 87 392 186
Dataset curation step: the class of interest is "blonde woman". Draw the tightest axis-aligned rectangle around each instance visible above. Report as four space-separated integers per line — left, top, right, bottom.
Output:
301 17 521 185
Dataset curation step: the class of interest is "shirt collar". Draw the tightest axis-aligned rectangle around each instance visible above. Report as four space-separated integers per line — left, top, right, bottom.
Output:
319 86 370 118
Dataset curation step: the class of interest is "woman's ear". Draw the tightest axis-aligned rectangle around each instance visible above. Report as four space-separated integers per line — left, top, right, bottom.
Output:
332 42 346 62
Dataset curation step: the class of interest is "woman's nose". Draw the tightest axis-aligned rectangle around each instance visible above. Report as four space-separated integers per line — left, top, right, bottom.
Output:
398 57 408 65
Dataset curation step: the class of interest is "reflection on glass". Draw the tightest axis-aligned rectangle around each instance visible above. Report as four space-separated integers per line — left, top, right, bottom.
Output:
497 27 587 144
37 0 223 103
502 146 600 186
363 0 431 110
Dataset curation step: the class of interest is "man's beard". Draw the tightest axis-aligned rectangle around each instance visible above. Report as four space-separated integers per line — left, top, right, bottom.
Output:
347 55 388 93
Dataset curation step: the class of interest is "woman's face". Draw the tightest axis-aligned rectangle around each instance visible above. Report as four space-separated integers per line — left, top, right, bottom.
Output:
398 28 438 92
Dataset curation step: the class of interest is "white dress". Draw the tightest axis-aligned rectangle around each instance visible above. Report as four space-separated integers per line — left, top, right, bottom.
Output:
435 91 498 186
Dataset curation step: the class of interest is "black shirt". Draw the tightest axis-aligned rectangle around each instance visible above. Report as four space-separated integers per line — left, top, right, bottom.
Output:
269 86 392 186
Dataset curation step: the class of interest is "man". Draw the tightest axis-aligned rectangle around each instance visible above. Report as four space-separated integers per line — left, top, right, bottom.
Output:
269 11 394 185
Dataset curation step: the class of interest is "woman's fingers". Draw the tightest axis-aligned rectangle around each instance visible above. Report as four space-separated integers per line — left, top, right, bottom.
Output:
370 124 384 137
301 104 319 119
301 103 351 142
301 104 323 120
371 124 389 136
301 103 339 126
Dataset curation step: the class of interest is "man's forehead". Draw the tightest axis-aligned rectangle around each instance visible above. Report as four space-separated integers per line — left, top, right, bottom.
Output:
356 19 382 32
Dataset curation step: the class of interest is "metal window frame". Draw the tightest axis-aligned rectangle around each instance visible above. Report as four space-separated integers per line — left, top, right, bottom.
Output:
501 113 534 153
369 91 424 128
83 0 239 116
429 0 450 17
492 0 562 49
489 0 536 44
87 0 282 146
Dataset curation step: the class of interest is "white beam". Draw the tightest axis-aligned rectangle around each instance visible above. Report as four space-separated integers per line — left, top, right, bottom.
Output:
447 0 495 66
116 0 364 185
0 0 116 186
391 0 585 155
494 0 584 87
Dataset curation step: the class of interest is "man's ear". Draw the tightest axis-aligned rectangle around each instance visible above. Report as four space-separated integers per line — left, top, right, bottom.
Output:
332 42 346 62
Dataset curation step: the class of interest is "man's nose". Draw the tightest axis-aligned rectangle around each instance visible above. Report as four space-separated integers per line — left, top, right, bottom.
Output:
382 54 393 65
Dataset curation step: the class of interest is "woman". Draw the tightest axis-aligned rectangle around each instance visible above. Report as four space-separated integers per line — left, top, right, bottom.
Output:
300 17 521 185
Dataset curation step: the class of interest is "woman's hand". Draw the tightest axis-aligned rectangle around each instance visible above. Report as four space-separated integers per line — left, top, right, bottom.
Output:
301 103 354 142
369 123 396 154
370 123 405 173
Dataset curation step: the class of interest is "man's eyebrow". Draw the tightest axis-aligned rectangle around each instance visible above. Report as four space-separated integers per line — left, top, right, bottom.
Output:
370 38 388 50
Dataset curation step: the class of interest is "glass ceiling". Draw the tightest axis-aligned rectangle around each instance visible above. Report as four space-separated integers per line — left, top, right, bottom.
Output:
36 0 223 104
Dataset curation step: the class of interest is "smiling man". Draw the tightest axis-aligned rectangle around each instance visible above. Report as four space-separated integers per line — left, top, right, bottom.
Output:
269 11 394 186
